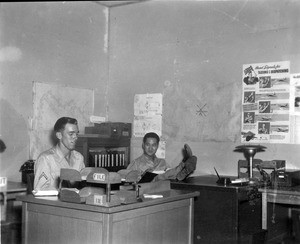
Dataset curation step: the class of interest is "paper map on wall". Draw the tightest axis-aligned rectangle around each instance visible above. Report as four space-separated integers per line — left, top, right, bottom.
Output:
241 61 291 143
30 82 94 159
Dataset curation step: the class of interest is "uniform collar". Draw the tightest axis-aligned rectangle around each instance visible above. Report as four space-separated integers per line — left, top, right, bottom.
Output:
55 144 73 163
142 153 157 162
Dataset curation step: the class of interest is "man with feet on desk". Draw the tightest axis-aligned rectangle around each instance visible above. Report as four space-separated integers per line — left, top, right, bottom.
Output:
127 132 197 182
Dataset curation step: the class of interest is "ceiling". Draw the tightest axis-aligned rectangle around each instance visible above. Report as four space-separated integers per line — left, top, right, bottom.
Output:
94 0 149 8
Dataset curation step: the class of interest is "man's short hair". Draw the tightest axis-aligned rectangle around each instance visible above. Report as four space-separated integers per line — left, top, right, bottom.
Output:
143 132 160 144
54 117 78 132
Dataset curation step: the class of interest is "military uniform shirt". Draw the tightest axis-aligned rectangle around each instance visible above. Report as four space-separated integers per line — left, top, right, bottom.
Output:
127 154 185 181
127 154 170 174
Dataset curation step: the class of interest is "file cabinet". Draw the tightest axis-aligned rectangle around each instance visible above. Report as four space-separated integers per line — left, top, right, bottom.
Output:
75 135 130 172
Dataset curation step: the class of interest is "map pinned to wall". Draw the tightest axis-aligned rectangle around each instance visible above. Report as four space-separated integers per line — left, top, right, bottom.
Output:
30 82 94 159
161 79 241 143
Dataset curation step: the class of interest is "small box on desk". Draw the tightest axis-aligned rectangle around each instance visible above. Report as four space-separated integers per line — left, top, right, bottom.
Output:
271 170 300 187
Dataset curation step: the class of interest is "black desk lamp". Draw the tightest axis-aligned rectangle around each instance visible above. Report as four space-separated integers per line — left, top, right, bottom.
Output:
235 145 266 183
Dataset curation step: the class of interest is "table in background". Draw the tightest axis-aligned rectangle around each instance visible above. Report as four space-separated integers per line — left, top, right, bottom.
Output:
1 181 27 201
1 181 27 244
1 181 27 221
259 185 300 229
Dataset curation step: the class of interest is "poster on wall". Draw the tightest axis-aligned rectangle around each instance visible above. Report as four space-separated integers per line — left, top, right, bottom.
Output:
290 73 300 116
241 61 290 144
133 93 163 137
290 73 300 143
133 93 165 158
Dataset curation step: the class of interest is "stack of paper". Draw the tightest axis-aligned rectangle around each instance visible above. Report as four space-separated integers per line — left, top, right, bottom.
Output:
32 190 59 196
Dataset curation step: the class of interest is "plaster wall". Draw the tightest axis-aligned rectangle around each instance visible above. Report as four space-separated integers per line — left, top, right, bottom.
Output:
108 0 300 176
0 2 108 180
2 1 300 180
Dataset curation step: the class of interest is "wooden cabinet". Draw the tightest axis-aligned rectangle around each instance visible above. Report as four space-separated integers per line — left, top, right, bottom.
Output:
75 123 132 171
75 135 130 171
171 175 264 243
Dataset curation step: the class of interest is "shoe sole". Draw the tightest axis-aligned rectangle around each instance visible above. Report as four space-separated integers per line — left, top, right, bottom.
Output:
184 144 193 158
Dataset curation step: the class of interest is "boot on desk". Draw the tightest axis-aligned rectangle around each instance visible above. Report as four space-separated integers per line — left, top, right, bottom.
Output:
182 144 193 162
176 155 197 181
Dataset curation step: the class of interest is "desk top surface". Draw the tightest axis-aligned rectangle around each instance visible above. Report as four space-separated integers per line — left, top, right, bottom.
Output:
258 185 300 196
171 175 248 189
18 189 199 214
172 175 225 185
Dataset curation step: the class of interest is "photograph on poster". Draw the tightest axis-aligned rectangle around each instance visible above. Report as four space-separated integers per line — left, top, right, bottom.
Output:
259 76 271 88
244 91 255 103
258 122 270 134
244 112 255 124
259 101 271 113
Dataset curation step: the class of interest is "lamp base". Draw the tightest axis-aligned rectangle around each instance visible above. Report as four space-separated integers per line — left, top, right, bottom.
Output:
248 177 259 185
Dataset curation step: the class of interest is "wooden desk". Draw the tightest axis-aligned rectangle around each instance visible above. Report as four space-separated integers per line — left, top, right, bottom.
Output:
171 175 264 243
18 189 198 244
259 185 300 230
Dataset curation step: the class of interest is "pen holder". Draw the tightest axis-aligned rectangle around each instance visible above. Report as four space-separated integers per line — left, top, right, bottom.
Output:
216 177 231 186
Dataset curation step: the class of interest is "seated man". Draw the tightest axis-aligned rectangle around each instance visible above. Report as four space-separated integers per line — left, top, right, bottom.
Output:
34 117 85 190
127 132 197 182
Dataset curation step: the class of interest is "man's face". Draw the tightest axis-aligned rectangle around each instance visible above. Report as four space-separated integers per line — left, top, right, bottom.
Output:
142 137 158 157
57 123 79 151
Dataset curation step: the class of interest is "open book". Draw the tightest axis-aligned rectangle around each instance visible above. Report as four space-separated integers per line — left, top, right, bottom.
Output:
117 169 159 183
138 171 158 183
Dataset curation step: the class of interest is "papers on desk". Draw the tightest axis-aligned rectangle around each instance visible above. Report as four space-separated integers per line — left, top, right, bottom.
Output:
35 196 59 200
231 178 249 184
32 189 59 196
152 170 166 175
143 194 164 199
